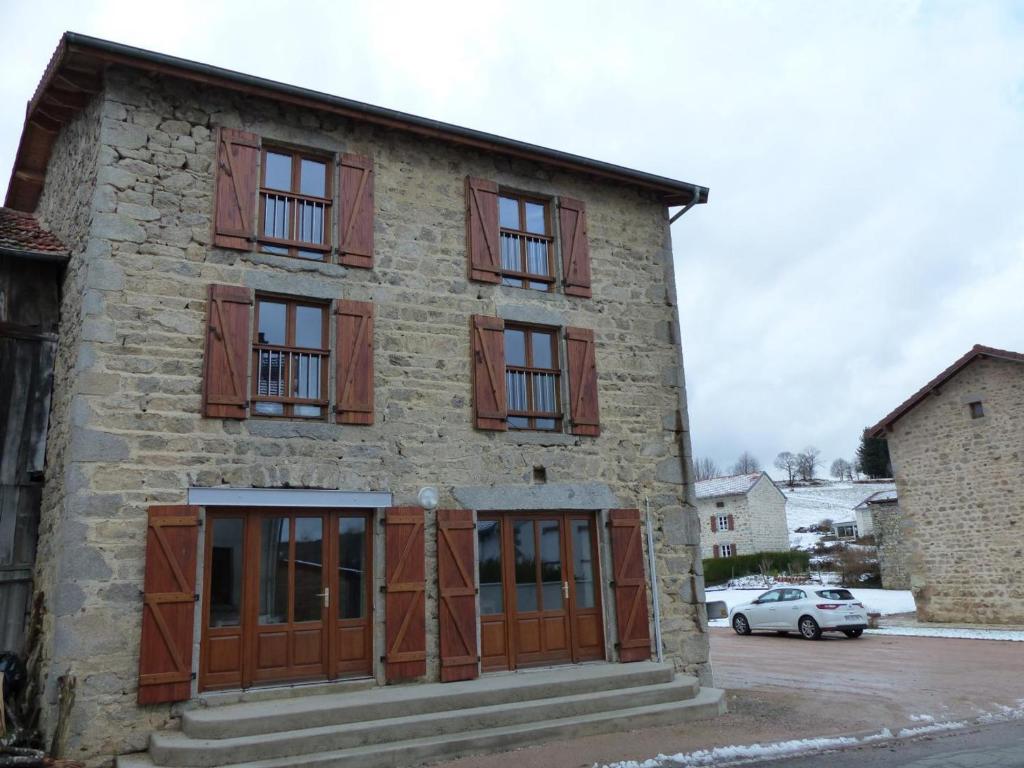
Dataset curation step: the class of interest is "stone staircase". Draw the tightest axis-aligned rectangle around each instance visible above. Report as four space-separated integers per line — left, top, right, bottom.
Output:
118 662 726 768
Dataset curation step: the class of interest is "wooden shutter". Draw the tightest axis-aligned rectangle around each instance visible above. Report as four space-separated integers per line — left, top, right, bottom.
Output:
213 128 260 250
713 544 720 558
437 509 479 683
202 284 252 419
728 514 735 531
334 300 374 425
385 507 426 682
566 327 600 436
558 197 592 298
138 505 199 704
471 315 507 430
466 177 500 283
338 153 374 268
710 516 718 532
608 509 652 663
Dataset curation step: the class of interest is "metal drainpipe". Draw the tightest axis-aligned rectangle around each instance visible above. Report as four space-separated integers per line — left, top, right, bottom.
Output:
645 496 664 663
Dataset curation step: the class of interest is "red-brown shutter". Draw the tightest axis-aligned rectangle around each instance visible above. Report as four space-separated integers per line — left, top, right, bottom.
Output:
608 509 652 663
338 153 374 268
202 284 252 419
472 315 507 430
335 300 374 425
466 177 500 283
728 514 735 531
566 327 600 436
731 543 738 555
437 509 479 683
558 197 592 298
138 505 199 704
213 128 260 250
385 507 426 682
713 545 720 559
710 515 718 532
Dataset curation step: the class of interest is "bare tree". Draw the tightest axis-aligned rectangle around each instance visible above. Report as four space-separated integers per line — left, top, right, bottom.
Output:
773 451 798 486
830 458 852 481
693 457 721 482
796 446 821 482
732 451 761 475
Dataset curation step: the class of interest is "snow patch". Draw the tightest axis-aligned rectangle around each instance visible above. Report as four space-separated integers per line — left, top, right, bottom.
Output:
895 721 966 738
865 626 1024 642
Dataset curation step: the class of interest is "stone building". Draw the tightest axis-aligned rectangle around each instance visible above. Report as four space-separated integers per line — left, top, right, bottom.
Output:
854 490 910 590
696 472 789 559
869 344 1024 624
3 33 723 767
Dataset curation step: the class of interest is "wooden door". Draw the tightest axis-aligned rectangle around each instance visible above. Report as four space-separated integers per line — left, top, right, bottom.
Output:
331 512 373 677
509 516 572 666
566 514 604 662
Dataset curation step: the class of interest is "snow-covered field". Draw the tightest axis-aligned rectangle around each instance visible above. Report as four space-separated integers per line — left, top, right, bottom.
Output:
782 480 895 549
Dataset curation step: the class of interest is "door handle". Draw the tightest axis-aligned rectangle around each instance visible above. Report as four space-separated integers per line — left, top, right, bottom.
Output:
316 587 330 608
563 581 569 600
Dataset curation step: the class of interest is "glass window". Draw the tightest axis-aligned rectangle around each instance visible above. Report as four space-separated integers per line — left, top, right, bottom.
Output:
253 297 329 420
260 148 332 259
477 520 504 615
258 517 290 624
293 517 324 622
504 328 527 367
208 518 244 627
497 193 553 291
264 152 291 191
571 519 595 610
257 301 286 346
524 201 546 235
499 196 519 229
504 324 561 432
338 517 366 620
757 590 781 603
539 520 563 610
513 520 538 612
300 159 327 197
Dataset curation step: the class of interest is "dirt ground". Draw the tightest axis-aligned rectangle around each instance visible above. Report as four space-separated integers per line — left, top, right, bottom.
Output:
438 629 1024 768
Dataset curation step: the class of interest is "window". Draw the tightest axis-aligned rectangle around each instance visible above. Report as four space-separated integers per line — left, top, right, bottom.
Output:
252 296 329 419
715 501 725 509
504 324 561 431
756 589 781 603
782 589 806 601
719 543 734 558
499 193 554 291
259 148 331 260
969 401 984 419
716 514 729 532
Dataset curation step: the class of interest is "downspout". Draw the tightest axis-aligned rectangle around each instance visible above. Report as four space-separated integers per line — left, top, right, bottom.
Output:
668 187 702 224
645 496 664 663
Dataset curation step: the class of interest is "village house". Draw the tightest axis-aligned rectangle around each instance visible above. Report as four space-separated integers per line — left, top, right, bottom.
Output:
853 490 909 590
696 472 789 559
0 33 724 767
869 344 1024 624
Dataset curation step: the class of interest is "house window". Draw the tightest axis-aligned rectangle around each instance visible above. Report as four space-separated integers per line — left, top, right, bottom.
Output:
252 296 329 419
498 193 554 291
715 501 725 509
717 514 729 532
504 324 561 431
969 401 984 419
720 543 734 558
259 148 332 260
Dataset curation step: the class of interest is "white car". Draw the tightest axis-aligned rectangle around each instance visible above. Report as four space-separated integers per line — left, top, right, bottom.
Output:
729 587 868 640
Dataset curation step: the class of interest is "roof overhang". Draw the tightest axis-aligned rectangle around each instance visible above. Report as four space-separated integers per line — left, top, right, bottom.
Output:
868 345 1024 437
5 32 710 212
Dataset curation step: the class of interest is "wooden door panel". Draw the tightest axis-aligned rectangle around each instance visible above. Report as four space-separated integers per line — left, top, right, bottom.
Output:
293 629 324 666
207 636 242 674
516 618 542 654
480 617 508 671
543 616 568 650
255 632 288 673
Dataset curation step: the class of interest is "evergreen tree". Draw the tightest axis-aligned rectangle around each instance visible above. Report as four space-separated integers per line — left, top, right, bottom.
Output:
856 432 892 478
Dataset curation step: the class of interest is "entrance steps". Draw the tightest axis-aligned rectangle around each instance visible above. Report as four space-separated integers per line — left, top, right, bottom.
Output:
119 662 726 768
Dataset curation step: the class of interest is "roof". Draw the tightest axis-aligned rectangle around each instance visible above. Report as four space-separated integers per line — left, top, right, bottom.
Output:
5 32 710 212
868 345 1024 437
695 472 766 500
855 489 898 509
0 207 67 259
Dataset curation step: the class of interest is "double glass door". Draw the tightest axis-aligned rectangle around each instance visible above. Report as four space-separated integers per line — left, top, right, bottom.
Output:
200 508 372 691
478 512 604 670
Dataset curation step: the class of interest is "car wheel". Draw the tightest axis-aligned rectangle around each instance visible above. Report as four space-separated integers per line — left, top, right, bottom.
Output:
843 629 863 639
799 616 822 640
732 614 752 636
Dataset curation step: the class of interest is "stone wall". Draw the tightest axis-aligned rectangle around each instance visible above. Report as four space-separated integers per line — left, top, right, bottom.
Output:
31 66 710 763
886 356 1024 623
871 503 910 590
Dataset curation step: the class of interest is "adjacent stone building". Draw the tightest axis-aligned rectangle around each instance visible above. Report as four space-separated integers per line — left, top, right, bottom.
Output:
3 33 722 767
854 490 910 590
869 344 1024 624
696 472 789 559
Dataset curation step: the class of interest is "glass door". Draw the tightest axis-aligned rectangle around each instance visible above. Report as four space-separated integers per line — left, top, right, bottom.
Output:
510 516 572 666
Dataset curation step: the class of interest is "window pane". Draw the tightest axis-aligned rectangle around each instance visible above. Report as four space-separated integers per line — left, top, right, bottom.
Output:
504 328 526 367
477 520 503 615
257 301 286 345
499 196 519 229
524 202 546 234
501 276 523 288
500 232 521 273
293 517 324 622
209 518 244 627
295 305 323 348
513 520 537 612
293 405 322 418
253 401 284 416
295 353 321 401
572 520 596 610
338 517 366 620
531 332 553 368
525 239 549 277
539 521 563 610
263 195 290 240
507 415 529 429
265 152 292 191
299 159 326 197
258 517 289 624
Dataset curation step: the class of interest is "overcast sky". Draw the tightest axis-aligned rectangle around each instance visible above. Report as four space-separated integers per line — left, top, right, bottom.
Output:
3 1 1023 476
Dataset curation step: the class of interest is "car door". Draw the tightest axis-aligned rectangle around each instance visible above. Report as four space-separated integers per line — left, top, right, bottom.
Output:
746 590 781 629
779 589 807 630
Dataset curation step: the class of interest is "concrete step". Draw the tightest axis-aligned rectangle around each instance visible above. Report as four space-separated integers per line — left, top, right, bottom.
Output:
122 687 726 768
151 676 701 767
182 661 675 739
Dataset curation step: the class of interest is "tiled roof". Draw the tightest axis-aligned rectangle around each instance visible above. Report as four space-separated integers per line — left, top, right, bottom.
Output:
695 472 764 499
855 489 898 509
0 207 67 257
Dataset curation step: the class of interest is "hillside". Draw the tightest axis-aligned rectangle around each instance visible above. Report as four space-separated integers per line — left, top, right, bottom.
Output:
782 480 895 549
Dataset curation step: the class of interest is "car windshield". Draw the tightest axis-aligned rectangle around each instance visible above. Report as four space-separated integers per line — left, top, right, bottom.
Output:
816 589 855 601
